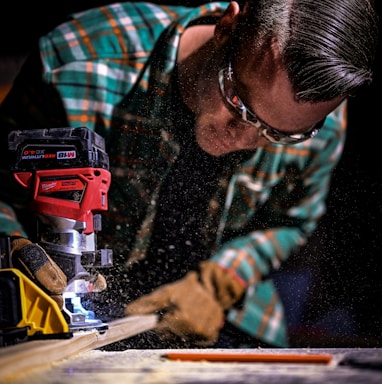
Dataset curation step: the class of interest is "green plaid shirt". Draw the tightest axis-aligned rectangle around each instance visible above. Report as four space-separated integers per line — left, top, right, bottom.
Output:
0 2 346 347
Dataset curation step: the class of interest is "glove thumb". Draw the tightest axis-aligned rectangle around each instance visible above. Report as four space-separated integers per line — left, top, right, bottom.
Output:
124 285 173 316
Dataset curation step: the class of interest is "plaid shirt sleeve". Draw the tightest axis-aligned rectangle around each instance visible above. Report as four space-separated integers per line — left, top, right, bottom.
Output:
39 2 226 135
39 2 182 132
0 201 28 237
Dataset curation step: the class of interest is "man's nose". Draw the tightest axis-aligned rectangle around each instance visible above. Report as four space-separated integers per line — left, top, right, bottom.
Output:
225 118 243 138
226 119 267 149
224 117 255 138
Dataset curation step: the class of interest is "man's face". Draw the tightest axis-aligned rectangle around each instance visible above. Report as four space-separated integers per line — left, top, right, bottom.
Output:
193 50 344 156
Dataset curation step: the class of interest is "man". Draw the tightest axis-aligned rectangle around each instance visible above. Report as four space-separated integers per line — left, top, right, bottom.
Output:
0 0 378 348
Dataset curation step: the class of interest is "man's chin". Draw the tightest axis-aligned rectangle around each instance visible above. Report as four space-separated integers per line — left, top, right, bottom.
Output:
198 142 230 157
195 133 232 157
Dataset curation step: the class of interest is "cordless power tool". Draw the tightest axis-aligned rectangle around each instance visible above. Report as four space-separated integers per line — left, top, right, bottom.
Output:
0 127 113 346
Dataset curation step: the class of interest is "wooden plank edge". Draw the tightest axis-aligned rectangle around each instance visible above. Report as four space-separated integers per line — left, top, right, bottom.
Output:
0 314 157 382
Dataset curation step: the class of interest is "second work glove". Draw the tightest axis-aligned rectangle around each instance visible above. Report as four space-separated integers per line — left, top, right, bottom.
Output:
11 237 67 308
124 261 245 346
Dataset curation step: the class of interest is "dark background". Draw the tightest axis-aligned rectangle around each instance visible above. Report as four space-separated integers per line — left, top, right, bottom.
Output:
1 1 381 347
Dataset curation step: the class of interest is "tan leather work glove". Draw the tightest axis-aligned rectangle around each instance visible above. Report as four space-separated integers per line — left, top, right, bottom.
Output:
11 237 68 308
124 261 245 346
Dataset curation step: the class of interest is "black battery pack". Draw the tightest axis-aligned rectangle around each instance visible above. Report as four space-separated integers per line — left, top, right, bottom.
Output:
8 127 109 172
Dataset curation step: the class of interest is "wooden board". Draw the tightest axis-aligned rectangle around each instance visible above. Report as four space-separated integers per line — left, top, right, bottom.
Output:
0 315 157 382
4 348 382 384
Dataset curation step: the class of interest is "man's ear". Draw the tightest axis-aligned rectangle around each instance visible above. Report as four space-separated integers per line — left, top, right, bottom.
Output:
214 1 241 47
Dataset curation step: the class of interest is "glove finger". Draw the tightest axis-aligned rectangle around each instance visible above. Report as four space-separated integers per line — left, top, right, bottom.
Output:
153 323 179 342
51 294 64 309
155 309 221 346
12 239 67 294
86 273 107 292
124 287 172 316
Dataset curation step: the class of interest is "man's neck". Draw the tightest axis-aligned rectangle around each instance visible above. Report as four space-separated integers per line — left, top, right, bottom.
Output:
176 25 216 113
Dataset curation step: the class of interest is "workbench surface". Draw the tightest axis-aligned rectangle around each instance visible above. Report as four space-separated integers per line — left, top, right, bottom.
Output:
3 348 382 383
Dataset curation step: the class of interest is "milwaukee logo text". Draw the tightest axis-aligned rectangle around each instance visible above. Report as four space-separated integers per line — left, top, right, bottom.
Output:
57 151 77 159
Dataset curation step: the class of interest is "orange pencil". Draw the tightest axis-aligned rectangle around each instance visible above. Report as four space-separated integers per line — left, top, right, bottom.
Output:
163 352 332 364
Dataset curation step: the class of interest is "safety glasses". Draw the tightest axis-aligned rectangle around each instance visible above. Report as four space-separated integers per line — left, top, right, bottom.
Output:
218 61 324 145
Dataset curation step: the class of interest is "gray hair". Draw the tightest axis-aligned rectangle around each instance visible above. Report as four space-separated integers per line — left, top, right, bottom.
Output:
237 0 379 102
